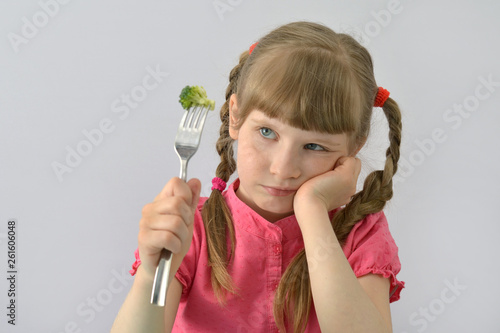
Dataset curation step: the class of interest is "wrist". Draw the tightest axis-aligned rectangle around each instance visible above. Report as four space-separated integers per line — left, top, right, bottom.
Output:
135 265 156 287
294 194 328 218
295 198 331 232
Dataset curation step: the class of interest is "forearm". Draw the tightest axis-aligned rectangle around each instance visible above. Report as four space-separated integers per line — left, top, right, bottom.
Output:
298 207 391 333
111 265 166 333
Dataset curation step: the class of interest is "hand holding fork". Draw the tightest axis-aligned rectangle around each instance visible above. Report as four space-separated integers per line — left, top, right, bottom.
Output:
150 105 211 306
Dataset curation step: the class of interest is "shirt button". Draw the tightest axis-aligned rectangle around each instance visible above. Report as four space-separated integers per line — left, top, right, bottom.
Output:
274 245 282 255
273 282 279 290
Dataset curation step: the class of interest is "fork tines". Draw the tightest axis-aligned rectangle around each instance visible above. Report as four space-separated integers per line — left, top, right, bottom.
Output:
181 106 209 130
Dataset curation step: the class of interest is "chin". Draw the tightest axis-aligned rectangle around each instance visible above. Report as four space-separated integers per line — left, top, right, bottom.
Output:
258 202 294 221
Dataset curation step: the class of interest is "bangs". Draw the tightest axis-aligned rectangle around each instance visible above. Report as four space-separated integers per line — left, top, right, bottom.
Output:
237 47 362 135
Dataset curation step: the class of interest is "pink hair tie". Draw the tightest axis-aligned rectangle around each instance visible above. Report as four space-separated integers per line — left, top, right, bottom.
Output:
249 42 258 55
374 87 390 107
211 177 227 192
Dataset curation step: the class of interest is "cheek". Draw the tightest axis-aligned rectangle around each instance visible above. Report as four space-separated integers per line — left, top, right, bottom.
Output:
238 145 271 178
248 136 269 153
317 161 336 174
236 142 261 171
237 134 267 159
308 155 341 175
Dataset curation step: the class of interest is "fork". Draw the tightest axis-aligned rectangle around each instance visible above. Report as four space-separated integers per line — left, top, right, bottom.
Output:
150 105 211 306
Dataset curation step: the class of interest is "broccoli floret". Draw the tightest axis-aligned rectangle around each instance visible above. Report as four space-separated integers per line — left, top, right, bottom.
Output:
179 85 215 111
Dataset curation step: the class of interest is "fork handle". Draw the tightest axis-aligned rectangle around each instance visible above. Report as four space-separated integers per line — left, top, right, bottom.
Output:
150 160 188 306
179 158 187 181
151 249 172 306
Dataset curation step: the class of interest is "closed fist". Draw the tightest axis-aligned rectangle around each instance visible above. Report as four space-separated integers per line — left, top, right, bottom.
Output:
137 177 201 280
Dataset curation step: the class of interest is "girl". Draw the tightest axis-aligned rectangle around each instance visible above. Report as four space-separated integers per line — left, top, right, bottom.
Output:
112 21 404 333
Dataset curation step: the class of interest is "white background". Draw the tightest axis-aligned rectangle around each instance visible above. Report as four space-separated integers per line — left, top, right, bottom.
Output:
1 1 499 332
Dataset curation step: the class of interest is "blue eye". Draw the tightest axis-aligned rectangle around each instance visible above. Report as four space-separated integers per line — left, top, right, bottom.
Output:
260 127 276 139
305 143 325 151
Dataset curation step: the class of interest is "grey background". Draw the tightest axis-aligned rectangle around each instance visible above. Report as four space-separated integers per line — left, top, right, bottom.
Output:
1 0 499 332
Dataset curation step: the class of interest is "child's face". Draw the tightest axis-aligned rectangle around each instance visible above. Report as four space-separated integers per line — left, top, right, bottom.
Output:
229 105 350 222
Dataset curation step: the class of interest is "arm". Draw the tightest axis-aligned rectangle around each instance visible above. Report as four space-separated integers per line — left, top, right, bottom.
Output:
294 157 392 332
296 205 392 332
110 265 182 333
111 177 201 333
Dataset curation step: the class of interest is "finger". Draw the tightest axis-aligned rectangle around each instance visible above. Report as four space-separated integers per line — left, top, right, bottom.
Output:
154 178 173 201
154 177 193 204
333 157 362 181
139 228 183 254
333 156 349 169
186 178 202 210
353 157 362 177
344 157 361 179
144 196 193 221
143 214 190 241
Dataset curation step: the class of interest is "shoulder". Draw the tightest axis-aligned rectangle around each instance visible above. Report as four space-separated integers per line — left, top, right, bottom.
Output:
342 211 395 255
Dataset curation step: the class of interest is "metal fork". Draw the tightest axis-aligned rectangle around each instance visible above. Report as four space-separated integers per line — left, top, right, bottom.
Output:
150 105 211 306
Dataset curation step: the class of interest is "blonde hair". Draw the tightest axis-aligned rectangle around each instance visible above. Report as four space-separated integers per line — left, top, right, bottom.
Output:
201 21 402 332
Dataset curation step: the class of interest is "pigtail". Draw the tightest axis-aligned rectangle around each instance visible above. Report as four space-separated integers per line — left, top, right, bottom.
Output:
273 250 311 333
201 50 250 303
332 96 402 242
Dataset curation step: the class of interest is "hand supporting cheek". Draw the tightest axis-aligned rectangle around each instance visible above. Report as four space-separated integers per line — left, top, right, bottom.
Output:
293 156 361 222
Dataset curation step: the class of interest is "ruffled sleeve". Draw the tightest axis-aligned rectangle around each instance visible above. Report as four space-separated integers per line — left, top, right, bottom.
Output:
129 247 141 276
342 211 405 302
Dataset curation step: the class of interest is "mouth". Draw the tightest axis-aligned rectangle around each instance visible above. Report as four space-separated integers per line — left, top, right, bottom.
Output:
262 185 297 197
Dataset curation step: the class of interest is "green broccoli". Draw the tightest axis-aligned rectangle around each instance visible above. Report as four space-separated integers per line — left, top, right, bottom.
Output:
178 85 215 111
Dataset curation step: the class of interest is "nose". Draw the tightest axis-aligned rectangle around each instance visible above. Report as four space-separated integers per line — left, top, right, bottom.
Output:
269 145 301 179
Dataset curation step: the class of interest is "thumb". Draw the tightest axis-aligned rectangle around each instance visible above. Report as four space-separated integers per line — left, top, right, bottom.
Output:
186 178 202 211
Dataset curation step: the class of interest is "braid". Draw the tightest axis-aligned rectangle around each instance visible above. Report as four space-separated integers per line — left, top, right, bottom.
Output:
202 50 250 303
273 250 311 333
332 97 402 245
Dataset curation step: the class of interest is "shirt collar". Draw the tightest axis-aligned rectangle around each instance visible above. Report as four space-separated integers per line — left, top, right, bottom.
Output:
223 179 303 242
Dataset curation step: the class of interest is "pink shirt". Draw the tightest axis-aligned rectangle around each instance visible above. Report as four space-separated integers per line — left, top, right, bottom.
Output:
130 180 404 332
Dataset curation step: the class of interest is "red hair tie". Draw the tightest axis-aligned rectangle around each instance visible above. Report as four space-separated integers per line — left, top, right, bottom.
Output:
249 42 258 55
374 87 390 107
211 177 227 192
